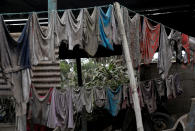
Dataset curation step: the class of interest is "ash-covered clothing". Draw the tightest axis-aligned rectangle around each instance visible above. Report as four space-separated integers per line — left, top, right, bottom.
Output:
54 11 68 47
129 84 144 108
0 15 31 72
158 25 173 79
29 86 53 126
29 12 56 65
121 85 130 109
166 74 183 99
105 86 122 117
0 16 31 131
169 31 183 62
83 8 100 56
182 33 190 63
122 7 142 68
47 88 74 130
62 9 84 50
153 78 165 98
99 5 115 50
141 17 160 64
93 86 106 108
82 87 94 113
140 80 157 113
72 87 84 114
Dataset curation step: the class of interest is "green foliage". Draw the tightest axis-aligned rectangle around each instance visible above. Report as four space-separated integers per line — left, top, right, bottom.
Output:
85 58 129 89
60 57 129 89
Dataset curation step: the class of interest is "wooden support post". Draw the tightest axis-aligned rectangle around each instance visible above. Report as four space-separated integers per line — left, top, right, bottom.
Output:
114 2 144 131
76 57 83 86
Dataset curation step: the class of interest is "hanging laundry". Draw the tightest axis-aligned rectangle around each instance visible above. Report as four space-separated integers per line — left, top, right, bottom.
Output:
62 9 84 50
93 86 107 108
0 15 31 72
0 15 32 131
83 7 100 56
111 6 122 45
165 74 183 99
82 87 94 113
158 25 173 79
182 33 190 63
153 78 165 98
29 12 56 65
140 80 157 113
129 85 144 108
141 17 160 64
28 86 53 126
105 86 122 117
72 87 84 114
122 7 142 68
47 88 74 130
169 31 183 62
54 10 68 47
121 85 130 109
99 5 116 50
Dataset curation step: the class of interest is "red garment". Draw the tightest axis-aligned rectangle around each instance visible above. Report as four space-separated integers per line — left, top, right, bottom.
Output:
29 85 53 103
141 17 160 64
181 33 190 63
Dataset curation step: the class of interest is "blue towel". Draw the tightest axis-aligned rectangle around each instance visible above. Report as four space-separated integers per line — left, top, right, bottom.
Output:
99 5 114 51
105 86 121 116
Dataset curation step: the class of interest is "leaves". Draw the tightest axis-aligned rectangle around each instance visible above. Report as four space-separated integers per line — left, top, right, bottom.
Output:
60 57 129 89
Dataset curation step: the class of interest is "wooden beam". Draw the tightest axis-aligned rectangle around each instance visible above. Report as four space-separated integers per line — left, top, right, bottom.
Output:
114 2 144 131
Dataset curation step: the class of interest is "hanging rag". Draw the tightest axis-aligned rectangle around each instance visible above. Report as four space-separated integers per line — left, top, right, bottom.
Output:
54 10 68 47
158 25 173 79
122 7 142 68
169 31 183 62
141 17 160 64
99 5 116 50
129 85 144 108
83 7 100 56
93 86 107 108
0 15 32 131
165 73 183 99
47 88 74 130
121 85 130 109
28 86 53 126
140 80 157 113
62 9 84 50
72 87 84 114
29 12 56 65
105 86 122 117
153 78 166 98
81 87 94 113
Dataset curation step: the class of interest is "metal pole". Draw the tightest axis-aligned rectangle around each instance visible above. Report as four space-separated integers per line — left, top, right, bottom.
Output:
114 2 144 131
48 0 57 19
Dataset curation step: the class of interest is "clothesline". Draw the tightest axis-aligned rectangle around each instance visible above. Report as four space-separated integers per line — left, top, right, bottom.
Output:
0 3 185 36
120 5 181 34
0 5 109 15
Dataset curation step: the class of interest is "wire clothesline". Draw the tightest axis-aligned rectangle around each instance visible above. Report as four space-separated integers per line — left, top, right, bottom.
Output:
120 5 181 33
0 3 184 35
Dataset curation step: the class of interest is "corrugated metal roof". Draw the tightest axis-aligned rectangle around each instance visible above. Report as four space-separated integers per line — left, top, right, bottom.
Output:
0 69 12 96
31 48 61 95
